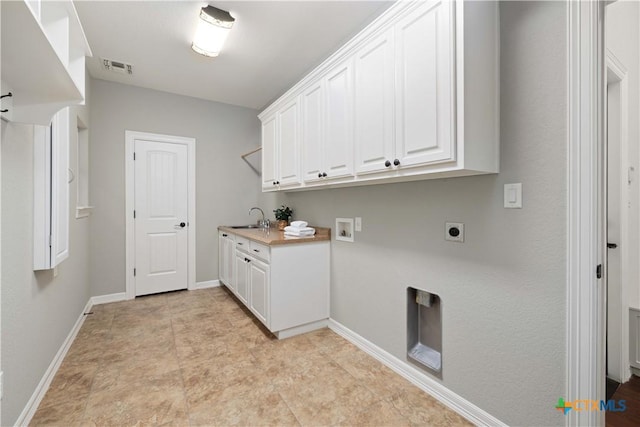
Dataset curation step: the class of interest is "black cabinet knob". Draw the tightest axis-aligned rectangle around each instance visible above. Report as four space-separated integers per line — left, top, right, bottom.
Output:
393 159 400 166
385 160 391 167
276 181 280 184
273 181 276 185
318 173 322 178
322 172 327 177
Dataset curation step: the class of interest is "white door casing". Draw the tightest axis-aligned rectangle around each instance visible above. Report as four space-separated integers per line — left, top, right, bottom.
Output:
605 50 631 384
125 131 196 299
567 1 606 427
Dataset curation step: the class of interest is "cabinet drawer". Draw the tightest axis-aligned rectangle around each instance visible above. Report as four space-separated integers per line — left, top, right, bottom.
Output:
235 236 250 251
249 241 270 262
219 230 235 241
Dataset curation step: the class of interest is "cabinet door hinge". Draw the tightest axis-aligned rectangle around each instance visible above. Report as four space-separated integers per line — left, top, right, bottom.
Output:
133 152 136 160
596 264 602 279
134 268 136 277
49 234 53 247
133 210 136 219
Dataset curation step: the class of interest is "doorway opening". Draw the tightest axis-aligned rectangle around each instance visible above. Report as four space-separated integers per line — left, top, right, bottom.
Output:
125 131 196 299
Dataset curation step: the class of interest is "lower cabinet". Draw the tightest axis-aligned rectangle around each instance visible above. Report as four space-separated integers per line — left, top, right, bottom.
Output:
218 229 329 339
218 231 235 290
234 249 250 305
248 258 270 325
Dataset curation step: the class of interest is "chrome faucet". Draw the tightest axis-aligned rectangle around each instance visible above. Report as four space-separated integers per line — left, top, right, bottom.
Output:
249 207 269 228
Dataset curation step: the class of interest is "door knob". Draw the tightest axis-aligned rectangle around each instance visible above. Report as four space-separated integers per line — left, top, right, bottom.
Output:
393 159 400 166
177 222 186 228
385 160 391 167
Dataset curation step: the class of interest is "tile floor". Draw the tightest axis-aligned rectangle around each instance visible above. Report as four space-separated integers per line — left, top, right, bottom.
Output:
30 287 470 426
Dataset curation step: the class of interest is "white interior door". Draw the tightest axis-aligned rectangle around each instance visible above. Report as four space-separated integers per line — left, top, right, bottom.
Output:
134 139 189 296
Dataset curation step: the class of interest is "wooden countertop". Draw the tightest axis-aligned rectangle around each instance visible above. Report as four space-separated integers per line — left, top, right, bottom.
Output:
218 226 331 246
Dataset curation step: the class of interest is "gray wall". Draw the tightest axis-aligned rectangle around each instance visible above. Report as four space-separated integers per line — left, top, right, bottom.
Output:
265 2 567 425
1 99 92 425
89 79 262 296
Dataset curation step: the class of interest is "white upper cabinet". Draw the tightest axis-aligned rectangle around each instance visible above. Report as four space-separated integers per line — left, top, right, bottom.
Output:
1 0 92 125
323 59 355 180
301 81 325 182
261 100 302 191
259 0 499 192
395 0 454 168
261 114 278 190
301 60 355 185
354 29 395 175
277 99 301 187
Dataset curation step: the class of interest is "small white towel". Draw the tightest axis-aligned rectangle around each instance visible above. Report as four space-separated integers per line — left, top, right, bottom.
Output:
290 220 308 228
284 226 315 233
284 230 315 237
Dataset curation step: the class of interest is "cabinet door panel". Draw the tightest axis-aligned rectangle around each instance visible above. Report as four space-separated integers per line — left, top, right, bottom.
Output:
261 115 278 190
302 82 324 182
249 260 269 327
324 60 354 179
395 0 454 167
278 99 301 186
52 108 70 265
355 30 395 174
234 251 248 302
218 235 227 284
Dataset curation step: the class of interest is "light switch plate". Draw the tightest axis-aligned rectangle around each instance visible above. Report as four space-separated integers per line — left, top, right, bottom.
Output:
355 217 362 232
504 183 522 209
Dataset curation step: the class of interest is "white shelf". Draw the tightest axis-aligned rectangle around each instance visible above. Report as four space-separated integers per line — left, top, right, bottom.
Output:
1 0 91 125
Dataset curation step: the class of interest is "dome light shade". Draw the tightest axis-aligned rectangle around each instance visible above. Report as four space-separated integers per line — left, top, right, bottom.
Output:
192 6 235 57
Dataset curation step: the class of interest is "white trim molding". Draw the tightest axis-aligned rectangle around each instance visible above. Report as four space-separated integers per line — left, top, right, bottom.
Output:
125 130 196 300
15 299 93 426
328 319 506 427
90 292 127 305
605 49 632 384
193 280 221 290
566 2 606 427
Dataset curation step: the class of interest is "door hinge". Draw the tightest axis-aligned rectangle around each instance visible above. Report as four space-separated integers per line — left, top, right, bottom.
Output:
596 264 602 279
133 210 136 219
133 152 136 161
49 234 53 247
134 268 136 277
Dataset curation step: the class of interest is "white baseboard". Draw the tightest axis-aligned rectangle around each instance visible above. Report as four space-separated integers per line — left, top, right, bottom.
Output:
275 319 328 339
15 299 94 426
328 319 506 427
90 292 127 305
193 280 220 290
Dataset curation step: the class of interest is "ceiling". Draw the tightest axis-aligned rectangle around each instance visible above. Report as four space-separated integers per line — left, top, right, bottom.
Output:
75 1 393 111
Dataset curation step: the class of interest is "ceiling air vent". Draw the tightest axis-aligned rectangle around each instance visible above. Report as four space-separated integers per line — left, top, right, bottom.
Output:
102 58 133 75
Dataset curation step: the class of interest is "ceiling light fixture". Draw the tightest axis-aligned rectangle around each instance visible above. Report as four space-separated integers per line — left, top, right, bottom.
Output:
191 5 235 58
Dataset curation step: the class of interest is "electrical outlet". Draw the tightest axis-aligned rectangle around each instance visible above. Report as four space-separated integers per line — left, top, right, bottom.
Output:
355 217 362 232
445 222 464 242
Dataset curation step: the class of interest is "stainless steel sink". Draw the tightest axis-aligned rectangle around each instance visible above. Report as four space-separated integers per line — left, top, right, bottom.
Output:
230 225 260 229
